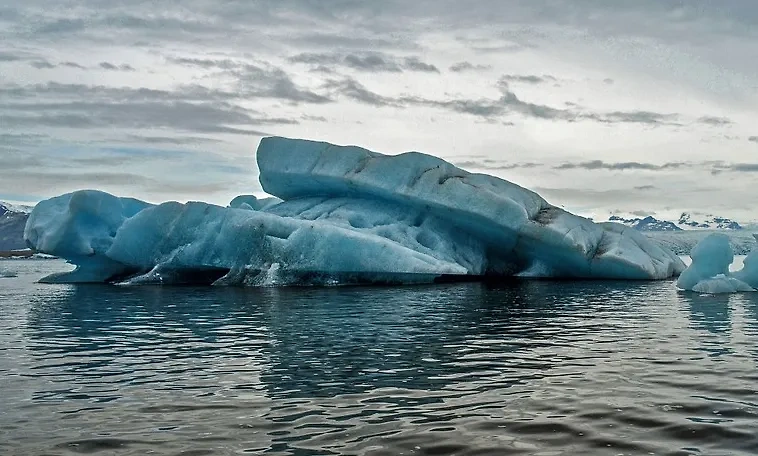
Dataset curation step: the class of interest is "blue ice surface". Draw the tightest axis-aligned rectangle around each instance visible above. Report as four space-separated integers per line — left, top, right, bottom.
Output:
677 233 758 293
24 137 686 286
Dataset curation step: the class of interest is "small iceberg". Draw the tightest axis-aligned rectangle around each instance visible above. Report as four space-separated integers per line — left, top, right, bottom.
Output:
677 233 758 294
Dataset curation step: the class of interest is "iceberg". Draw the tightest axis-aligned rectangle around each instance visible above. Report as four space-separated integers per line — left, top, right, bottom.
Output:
228 194 281 211
677 233 758 293
24 190 152 283
24 137 685 286
731 234 758 289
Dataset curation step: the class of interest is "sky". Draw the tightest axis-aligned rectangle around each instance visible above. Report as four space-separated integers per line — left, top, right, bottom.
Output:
2 0 758 220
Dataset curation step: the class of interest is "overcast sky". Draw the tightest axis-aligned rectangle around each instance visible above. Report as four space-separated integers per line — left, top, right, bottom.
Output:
2 1 758 220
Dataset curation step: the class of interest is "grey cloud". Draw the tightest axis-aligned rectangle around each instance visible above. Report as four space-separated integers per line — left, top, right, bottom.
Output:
2 0 757 211
603 78 614 84
0 133 50 144
0 113 96 128
30 14 224 39
0 82 236 103
289 52 438 73
318 74 684 126
7 170 157 187
241 69 332 104
167 56 240 69
432 97 509 117
34 17 88 34
449 62 492 72
500 74 557 84
0 149 45 171
0 168 234 197
0 94 292 135
555 160 758 175
423 80 679 125
0 143 256 200
587 110 680 125
534 187 661 208
13 1 758 55
99 15 220 34
454 160 542 170
281 32 418 51
402 57 439 73
61 61 87 69
630 210 653 216
30 60 56 69
168 57 332 104
749 136 758 143
287 53 336 65
121 135 225 145
698 115 732 126
0 6 20 22
323 78 401 107
469 43 535 53
29 59 111 70
26 59 87 69
309 65 335 74
344 53 402 72
197 125 274 136
99 62 135 71
730 164 758 172
554 160 687 171
634 185 657 191
711 162 758 173
417 80 571 120
0 52 23 62
301 114 327 122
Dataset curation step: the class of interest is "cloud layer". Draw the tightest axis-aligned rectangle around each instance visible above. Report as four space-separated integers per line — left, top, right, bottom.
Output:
1 1 758 219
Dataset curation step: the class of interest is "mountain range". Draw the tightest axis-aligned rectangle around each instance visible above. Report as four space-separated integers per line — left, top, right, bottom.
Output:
0 202 30 252
606 212 746 232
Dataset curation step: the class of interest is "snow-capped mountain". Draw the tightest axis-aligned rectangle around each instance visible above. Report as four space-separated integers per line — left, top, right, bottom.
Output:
677 212 742 230
0 202 32 216
608 215 682 232
0 202 31 251
604 211 748 232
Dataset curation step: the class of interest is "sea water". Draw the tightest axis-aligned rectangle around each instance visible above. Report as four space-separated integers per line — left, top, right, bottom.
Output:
1 259 757 455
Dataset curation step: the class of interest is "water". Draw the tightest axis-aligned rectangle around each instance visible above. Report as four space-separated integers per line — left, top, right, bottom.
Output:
1 259 758 455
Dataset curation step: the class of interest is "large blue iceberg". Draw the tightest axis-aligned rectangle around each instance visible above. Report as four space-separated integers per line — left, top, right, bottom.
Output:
24 137 685 285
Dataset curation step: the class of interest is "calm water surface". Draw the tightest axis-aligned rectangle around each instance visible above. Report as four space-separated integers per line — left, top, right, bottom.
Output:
1 259 757 455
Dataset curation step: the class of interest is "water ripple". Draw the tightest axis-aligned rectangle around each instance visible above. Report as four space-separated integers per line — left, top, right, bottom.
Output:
1 260 758 455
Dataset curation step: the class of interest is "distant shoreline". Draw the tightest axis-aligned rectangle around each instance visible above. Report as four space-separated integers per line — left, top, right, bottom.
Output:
0 249 33 258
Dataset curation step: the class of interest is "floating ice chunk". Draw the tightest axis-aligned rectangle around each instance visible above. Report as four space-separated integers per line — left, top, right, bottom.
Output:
0 268 17 278
677 233 733 291
229 195 281 211
691 274 754 294
23 190 152 283
732 233 758 288
677 233 758 293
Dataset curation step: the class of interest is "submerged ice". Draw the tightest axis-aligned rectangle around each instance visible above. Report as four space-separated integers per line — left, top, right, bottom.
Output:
24 137 685 285
677 233 758 294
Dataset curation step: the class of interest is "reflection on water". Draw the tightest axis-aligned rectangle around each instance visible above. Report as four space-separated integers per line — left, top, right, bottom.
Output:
682 292 733 358
1 260 758 455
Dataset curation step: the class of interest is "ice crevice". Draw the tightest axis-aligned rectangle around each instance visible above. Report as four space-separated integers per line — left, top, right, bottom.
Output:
24 136 685 286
